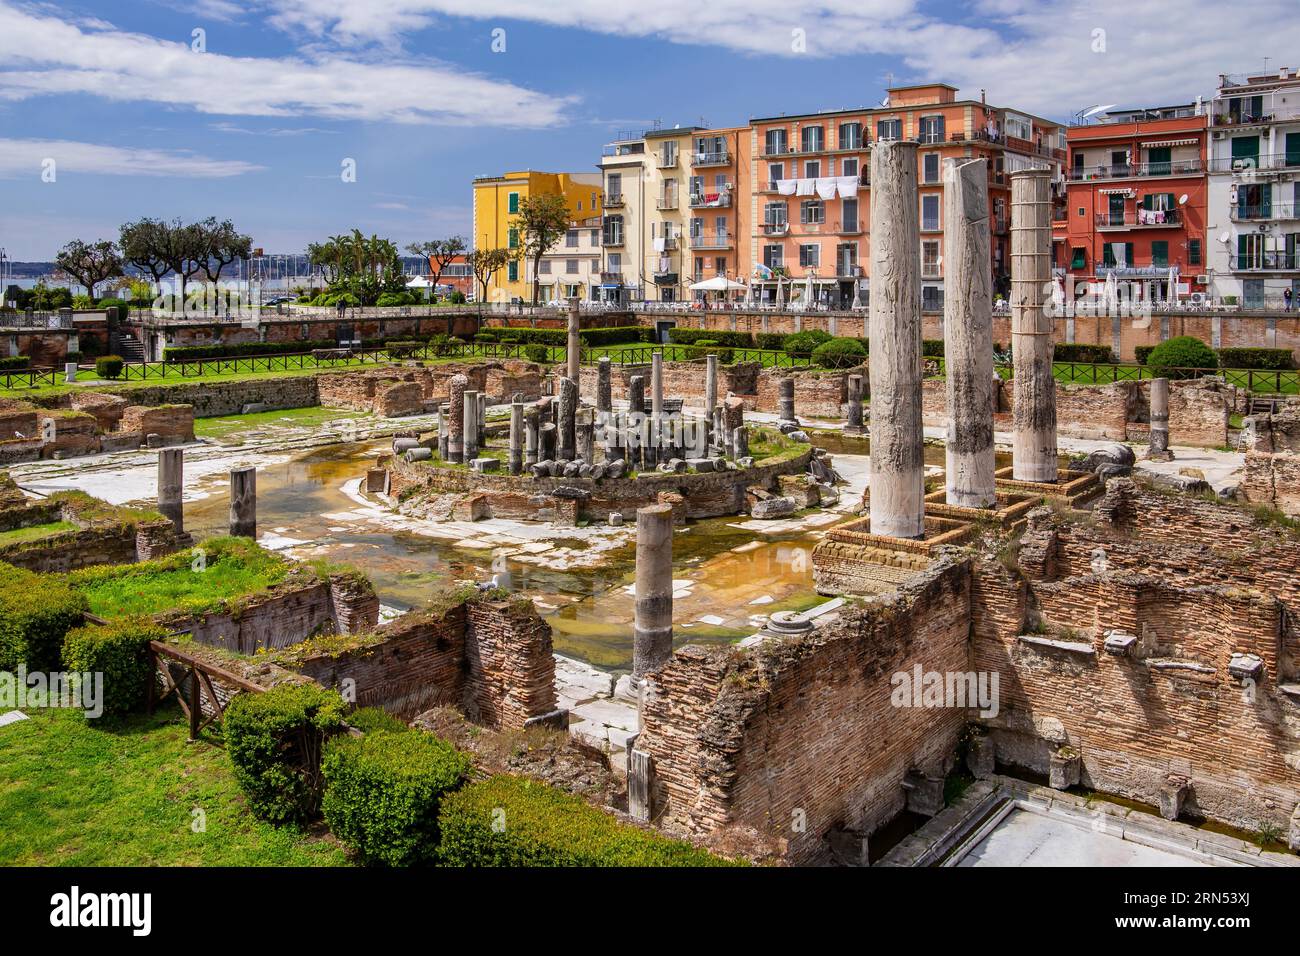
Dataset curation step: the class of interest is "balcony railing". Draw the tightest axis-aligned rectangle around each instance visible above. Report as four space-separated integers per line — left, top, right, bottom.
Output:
836 219 863 234
604 193 625 207
1235 253 1299 271
658 237 678 251
1095 208 1183 229
656 151 678 169
1208 152 1300 173
656 196 678 210
602 232 625 247
1068 158 1205 181
689 232 733 249
762 221 790 236
689 191 732 208
692 150 730 167
1231 201 1299 221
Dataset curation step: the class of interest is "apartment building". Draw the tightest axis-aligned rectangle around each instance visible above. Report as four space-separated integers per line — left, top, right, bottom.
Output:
1206 68 1300 308
1053 104 1209 302
525 219 603 304
747 83 1065 310
471 170 603 303
597 133 649 305
643 127 694 302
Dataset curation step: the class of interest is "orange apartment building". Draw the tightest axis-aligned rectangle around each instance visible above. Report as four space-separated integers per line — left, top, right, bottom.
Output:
1052 105 1209 302
743 83 1066 310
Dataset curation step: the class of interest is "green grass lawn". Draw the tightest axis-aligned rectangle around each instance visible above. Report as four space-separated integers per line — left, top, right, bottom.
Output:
0 703 347 866
68 537 291 619
0 521 77 545
194 405 366 442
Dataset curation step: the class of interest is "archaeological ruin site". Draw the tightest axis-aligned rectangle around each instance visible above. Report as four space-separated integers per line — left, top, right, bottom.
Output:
5 149 1300 873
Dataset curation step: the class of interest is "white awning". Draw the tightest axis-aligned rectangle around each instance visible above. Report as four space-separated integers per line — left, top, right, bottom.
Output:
1140 138 1197 147
1098 187 1135 195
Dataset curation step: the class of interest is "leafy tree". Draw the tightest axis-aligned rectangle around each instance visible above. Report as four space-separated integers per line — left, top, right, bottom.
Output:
467 247 512 305
53 239 124 301
196 217 253 283
405 236 466 302
513 193 570 306
119 218 175 287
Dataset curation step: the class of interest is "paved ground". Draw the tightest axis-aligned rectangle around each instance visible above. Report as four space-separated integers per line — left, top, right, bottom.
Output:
958 807 1213 867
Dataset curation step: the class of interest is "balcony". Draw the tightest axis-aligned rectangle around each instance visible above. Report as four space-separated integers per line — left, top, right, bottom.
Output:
602 232 624 248
689 191 732 208
836 219 863 234
837 262 862 278
689 232 734 250
599 271 624 285
656 195 678 211
1235 253 1299 272
692 150 730 167
1208 152 1300 174
762 221 790 237
656 151 678 169
659 237 678 251
1232 201 1299 221
604 193 625 208
1095 208 1183 230
1068 158 1205 181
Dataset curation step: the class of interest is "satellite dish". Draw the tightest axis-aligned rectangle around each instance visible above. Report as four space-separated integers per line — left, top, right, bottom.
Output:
1218 231 1231 244
1083 103 1118 119
1178 194 1189 205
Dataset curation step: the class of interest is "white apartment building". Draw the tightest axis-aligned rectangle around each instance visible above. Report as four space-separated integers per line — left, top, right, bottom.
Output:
525 219 603 304
597 132 649 305
1207 68 1300 308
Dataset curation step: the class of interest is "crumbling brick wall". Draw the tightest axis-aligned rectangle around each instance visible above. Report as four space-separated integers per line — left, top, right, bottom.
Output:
1166 379 1231 448
637 561 972 864
921 379 1132 440
1242 404 1300 515
117 404 195 443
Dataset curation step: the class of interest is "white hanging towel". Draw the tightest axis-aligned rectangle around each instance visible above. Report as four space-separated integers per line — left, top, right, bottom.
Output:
653 237 666 252
836 176 859 198
796 178 815 196
777 179 797 196
816 177 838 199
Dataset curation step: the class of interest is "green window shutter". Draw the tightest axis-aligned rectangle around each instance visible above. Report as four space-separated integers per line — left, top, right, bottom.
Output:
1287 133 1300 168
1151 242 1168 267
508 192 520 214
1126 243 1134 266
1148 147 1171 174
1071 248 1086 270
1189 240 1201 265
508 228 518 249
507 261 518 281
1231 136 1260 162
1103 245 1115 267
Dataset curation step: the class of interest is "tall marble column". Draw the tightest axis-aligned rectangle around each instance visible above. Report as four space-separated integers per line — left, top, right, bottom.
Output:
1010 168 1058 483
632 504 674 678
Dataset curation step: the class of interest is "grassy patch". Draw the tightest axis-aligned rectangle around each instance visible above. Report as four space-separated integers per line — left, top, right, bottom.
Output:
0 520 77 545
0 702 347 866
194 405 366 441
68 537 291 619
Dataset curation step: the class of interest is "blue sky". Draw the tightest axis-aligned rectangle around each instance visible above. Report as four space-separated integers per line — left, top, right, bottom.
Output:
0 0 1293 259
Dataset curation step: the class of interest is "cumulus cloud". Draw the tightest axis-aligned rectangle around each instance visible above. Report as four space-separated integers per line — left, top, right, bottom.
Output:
0 138 263 178
0 1 574 126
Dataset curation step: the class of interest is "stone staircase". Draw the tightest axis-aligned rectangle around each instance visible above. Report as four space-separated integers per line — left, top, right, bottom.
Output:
109 330 146 363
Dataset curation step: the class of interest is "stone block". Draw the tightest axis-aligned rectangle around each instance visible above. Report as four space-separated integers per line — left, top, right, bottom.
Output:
470 457 501 473
1048 747 1081 790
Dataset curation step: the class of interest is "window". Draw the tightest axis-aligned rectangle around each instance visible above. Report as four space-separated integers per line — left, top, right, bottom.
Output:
763 244 783 269
576 200 582 212
923 153 940 183
1150 241 1169 268
842 157 859 177
876 118 901 141
1147 146 1171 176
1188 239 1201 266
801 200 825 224
508 192 519 214
508 227 519 249
801 125 824 153
602 215 624 246
768 162 784 188
765 202 788 227
922 241 940 275
715 257 727 273
566 259 579 274
1102 242 1134 268
566 229 579 248
842 197 859 231
590 229 599 246
922 286 944 311
1070 247 1086 270
1005 112 1031 140
507 260 518 281
1287 133 1300 168
921 195 940 231
608 253 621 269
765 128 788 155
1231 136 1260 167
804 160 821 178
799 244 821 268
839 122 863 150
836 242 857 274
607 172 622 201
540 260 551 274
918 115 945 144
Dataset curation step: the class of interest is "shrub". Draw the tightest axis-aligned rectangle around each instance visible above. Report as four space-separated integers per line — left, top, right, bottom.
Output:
1216 347 1294 371
1134 345 1155 365
163 340 337 361
0 356 30 371
782 330 833 357
346 707 408 734
1145 336 1217 379
322 730 472 866
384 341 423 359
97 298 131 320
60 617 166 723
375 292 416 307
438 775 738 867
0 564 89 672
224 683 348 825
448 291 467 304
1053 343 1115 364
812 337 868 369
524 344 549 364
688 341 734 363
921 339 946 358
94 355 125 379
755 333 787 351
667 328 754 349
579 326 650 347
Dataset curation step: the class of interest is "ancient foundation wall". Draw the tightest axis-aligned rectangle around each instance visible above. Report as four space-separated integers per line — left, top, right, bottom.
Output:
1242 405 1300 515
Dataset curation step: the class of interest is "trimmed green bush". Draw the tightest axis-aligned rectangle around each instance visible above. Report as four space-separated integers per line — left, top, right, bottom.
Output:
0 356 30 371
579 326 651 347
224 683 348 826
60 617 165 722
346 707 408 734
94 355 124 379
97 298 131 320
812 337 868 369
1216 347 1294 371
1053 343 1115 364
782 329 833 357
383 341 423 358
1145 336 1217 379
688 341 734 363
0 564 89 672
438 775 739 866
524 344 549 364
921 339 946 358
755 333 787 351
322 730 473 865
1134 345 1155 365
667 328 754 349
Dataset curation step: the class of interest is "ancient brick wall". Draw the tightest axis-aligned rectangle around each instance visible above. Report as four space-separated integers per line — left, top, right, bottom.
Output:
98 376 321 418
1242 406 1300 514
637 562 972 864
463 600 556 728
1165 380 1231 448
921 378 1131 440
117 404 195 443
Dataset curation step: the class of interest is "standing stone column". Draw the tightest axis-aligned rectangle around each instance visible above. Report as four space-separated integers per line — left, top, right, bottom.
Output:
704 352 718 425
650 353 664 463
524 406 540 467
158 447 184 535
1148 377 1173 461
477 393 488 448
943 157 997 508
733 424 749 460
628 374 645 417
447 374 467 464
1011 168 1058 483
868 139 926 539
437 403 449 460
632 504 674 678
508 401 524 474
463 389 480 461
229 466 256 539
567 297 581 382
557 377 578 461
576 408 595 464
846 374 865 434
778 377 796 423
596 356 612 417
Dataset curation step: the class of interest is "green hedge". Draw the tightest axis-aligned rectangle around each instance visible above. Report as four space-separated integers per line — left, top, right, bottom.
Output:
164 340 338 361
0 356 30 371
687 341 734 363
0 564 89 672
322 730 473 866
580 326 652 347
224 683 348 826
524 344 549 364
921 339 945 358
782 329 833 356
667 328 755 349
1134 345 1155 365
1053 343 1115 364
94 355 124 379
438 775 737 866
812 337 868 369
346 707 408 734
474 327 565 346
60 617 165 723
1216 347 1294 371
755 333 787 351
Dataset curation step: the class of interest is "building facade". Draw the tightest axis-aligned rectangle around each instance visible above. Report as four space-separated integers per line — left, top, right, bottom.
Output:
597 134 649 305
471 170 603 303
1206 68 1300 309
1054 105 1209 303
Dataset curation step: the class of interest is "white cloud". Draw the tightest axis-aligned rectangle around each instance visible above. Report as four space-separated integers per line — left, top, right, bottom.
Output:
0 138 263 178
256 0 1300 118
0 1 574 127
